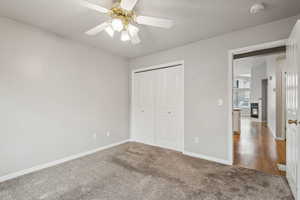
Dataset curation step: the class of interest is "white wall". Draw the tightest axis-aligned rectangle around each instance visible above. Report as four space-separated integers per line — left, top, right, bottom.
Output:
251 62 267 103
233 58 252 76
250 62 267 122
0 18 129 177
265 53 286 138
129 15 300 162
266 55 277 137
276 56 287 139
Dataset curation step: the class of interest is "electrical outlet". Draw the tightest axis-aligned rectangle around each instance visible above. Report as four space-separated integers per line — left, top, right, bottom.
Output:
106 131 110 137
194 137 199 144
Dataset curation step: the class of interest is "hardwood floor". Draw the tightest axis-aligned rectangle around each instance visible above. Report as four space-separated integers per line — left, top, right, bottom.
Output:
233 117 286 176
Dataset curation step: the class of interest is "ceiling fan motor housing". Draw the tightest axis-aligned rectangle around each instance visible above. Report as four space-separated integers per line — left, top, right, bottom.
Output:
109 3 136 28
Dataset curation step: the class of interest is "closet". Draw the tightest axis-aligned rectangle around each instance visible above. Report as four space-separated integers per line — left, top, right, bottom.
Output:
132 63 184 151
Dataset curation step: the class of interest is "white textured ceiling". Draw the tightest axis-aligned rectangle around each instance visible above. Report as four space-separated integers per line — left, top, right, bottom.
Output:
0 0 299 58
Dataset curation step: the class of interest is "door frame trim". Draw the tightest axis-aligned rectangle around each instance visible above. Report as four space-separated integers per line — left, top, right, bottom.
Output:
130 60 185 152
227 39 287 165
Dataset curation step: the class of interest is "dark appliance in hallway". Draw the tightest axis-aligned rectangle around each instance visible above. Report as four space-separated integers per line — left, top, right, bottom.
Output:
251 103 259 118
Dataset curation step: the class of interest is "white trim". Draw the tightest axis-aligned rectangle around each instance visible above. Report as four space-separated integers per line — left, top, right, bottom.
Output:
132 60 185 73
0 140 130 183
228 39 287 167
277 164 286 171
130 70 134 142
130 60 185 152
228 51 234 165
276 137 286 141
228 39 287 55
131 139 232 166
131 139 182 152
267 124 277 139
183 151 232 165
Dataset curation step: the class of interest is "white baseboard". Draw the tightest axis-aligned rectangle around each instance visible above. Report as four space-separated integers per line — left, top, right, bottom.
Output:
183 151 232 165
251 118 262 123
267 124 277 139
276 137 285 141
0 139 130 183
130 139 182 152
131 139 232 166
277 164 286 171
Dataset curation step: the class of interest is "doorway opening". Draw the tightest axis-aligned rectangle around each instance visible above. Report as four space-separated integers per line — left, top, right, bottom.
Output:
230 42 287 175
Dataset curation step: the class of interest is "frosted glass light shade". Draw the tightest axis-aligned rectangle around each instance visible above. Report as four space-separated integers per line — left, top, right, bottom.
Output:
111 18 124 32
121 30 130 41
105 26 114 37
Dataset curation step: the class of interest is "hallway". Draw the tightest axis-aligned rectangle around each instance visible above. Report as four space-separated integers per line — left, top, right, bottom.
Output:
233 117 286 175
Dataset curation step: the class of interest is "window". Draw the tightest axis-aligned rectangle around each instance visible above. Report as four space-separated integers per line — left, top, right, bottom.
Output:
233 77 251 109
233 90 250 108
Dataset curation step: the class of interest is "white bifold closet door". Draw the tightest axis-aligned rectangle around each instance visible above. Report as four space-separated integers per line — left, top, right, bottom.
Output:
133 70 155 144
132 65 184 151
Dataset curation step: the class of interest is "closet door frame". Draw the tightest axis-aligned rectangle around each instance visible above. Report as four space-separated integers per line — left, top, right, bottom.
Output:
130 60 185 152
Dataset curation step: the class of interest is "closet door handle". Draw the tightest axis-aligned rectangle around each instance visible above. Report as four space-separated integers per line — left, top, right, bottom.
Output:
168 111 172 114
141 110 145 112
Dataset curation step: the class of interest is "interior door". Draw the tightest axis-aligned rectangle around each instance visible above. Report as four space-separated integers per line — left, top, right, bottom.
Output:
155 66 184 151
132 71 155 144
286 20 300 199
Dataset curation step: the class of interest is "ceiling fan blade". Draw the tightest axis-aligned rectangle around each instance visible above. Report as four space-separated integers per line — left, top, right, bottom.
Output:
80 0 109 13
136 16 174 29
131 33 141 45
120 0 139 11
85 22 109 35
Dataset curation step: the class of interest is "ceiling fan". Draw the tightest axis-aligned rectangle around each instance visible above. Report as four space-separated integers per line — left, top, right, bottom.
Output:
80 0 174 44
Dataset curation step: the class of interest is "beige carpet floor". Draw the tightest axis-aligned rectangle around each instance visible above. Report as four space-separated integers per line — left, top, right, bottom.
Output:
0 142 294 200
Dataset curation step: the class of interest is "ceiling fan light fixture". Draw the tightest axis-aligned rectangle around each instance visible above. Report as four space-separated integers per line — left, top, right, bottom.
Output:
81 0 175 45
121 30 130 41
127 24 139 35
111 18 124 32
130 33 140 45
105 26 115 37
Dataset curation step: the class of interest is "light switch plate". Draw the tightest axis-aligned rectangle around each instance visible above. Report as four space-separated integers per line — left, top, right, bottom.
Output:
218 99 223 106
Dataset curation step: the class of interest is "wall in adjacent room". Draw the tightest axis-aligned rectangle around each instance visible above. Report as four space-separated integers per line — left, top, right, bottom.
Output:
250 62 267 122
251 62 267 103
0 17 129 177
275 55 287 139
129 15 300 163
266 55 277 137
266 53 286 138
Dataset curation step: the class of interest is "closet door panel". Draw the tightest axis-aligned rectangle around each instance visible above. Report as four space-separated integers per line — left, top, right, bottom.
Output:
155 66 183 150
133 72 155 144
